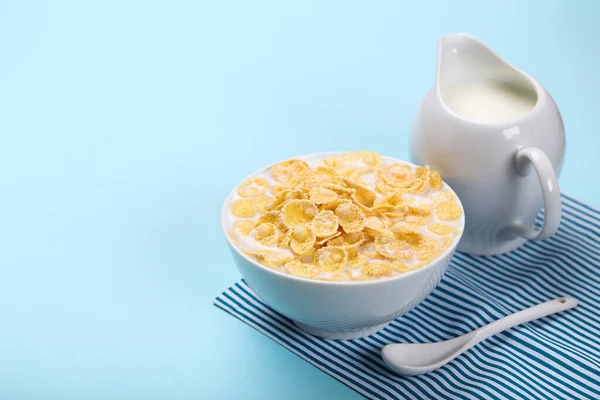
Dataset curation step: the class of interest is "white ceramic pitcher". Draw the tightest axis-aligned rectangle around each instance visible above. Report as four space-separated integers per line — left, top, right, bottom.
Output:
410 33 565 255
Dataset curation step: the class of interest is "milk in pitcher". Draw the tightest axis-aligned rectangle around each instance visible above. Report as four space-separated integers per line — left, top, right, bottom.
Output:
442 81 537 123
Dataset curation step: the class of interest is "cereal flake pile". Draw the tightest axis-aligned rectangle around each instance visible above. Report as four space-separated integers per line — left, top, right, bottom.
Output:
228 151 463 281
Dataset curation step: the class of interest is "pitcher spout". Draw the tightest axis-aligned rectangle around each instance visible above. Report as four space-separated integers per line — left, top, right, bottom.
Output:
436 33 540 123
437 33 511 88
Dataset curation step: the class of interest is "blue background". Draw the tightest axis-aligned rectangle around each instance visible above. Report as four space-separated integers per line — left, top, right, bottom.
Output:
1 1 598 399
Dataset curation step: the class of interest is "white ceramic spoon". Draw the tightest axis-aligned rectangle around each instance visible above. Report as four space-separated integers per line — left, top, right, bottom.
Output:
382 297 578 376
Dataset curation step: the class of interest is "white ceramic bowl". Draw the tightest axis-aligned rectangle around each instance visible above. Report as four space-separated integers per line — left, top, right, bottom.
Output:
221 152 465 340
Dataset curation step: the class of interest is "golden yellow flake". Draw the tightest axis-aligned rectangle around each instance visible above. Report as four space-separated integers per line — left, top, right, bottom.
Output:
430 171 443 189
319 198 352 211
309 187 339 205
326 231 365 249
266 189 306 211
237 178 269 198
380 163 413 188
284 260 319 279
342 151 382 167
231 199 256 218
316 231 342 246
389 261 411 273
289 225 317 255
310 210 339 238
428 224 454 236
343 178 376 208
252 196 273 213
315 247 348 272
272 159 311 186
270 185 287 195
235 220 254 236
254 223 281 246
374 236 412 260
244 249 293 267
335 202 366 233
390 223 423 246
363 216 385 236
281 199 318 227
347 248 367 268
404 206 432 226
436 202 463 221
362 261 391 277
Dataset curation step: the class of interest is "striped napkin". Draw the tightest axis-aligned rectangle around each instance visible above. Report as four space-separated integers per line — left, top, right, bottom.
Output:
214 194 600 400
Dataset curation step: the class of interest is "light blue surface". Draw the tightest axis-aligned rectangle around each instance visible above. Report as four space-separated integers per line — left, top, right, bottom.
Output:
0 1 598 399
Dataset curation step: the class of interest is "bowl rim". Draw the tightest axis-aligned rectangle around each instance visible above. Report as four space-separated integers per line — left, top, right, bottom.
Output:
221 151 465 286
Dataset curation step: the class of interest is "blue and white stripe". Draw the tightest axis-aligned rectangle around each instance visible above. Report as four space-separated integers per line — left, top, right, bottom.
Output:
214 194 600 400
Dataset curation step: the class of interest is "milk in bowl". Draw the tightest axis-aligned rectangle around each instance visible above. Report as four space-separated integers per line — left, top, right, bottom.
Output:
224 151 464 282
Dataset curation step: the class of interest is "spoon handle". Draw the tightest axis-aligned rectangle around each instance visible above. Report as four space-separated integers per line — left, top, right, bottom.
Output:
475 297 578 341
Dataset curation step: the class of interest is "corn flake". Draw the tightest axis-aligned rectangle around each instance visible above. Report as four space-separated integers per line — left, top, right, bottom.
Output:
363 216 386 236
315 247 348 272
310 210 339 238
374 190 406 209
390 223 424 246
289 225 317 255
270 185 287 195
343 178 376 208
256 210 280 225
430 171 443 189
252 196 273 213
254 223 281 246
316 231 342 246
327 231 365 249
358 241 379 259
231 199 256 218
441 189 456 202
411 236 441 254
237 178 269 198
284 260 319 279
428 223 455 236
415 250 442 263
390 261 411 273
235 220 254 236
374 236 412 260
309 187 339 205
267 189 306 211
245 249 293 267
300 175 329 193
347 248 367 268
278 233 291 249
281 199 318 227
342 151 382 167
381 163 413 188
404 206 432 225
322 183 355 195
335 202 366 233
272 159 311 186
362 261 391 277
314 165 343 181
436 202 463 221
320 157 343 169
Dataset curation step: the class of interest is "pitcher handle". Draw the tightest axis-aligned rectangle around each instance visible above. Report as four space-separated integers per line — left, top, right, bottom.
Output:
512 147 561 240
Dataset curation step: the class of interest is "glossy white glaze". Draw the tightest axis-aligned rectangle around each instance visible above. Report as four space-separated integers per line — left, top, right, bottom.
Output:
382 297 578 375
222 152 465 339
410 33 565 255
